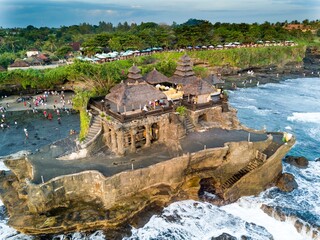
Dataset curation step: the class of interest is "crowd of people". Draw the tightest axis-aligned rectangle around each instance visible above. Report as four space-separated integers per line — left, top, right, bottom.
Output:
0 90 75 139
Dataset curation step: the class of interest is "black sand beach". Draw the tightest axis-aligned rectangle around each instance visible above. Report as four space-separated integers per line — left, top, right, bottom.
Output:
0 92 79 157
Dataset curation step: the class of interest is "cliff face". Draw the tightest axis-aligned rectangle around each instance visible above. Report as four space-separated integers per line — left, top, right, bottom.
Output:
0 135 295 235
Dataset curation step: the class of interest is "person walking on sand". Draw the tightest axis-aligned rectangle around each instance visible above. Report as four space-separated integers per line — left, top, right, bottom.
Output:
24 128 28 138
48 112 53 120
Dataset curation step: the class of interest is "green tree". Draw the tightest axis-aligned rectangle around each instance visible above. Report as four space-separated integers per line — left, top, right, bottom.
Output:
55 45 73 58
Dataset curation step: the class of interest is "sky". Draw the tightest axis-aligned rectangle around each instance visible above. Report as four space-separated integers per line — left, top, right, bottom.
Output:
0 0 319 28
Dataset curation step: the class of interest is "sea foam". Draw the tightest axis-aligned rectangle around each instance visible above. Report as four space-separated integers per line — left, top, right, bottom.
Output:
288 112 320 124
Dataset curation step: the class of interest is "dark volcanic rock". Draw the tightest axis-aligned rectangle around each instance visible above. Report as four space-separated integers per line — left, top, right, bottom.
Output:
261 204 320 238
211 233 237 240
276 173 298 192
283 155 309 168
261 204 287 222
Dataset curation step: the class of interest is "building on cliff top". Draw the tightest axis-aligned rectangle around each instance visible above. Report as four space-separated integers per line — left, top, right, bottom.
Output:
89 54 229 155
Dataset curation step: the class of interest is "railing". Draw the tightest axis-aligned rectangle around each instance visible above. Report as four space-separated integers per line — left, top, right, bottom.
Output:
90 99 105 112
182 100 222 111
101 105 174 123
90 98 225 123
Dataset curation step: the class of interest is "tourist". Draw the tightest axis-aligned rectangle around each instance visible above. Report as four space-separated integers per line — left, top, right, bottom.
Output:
24 128 28 138
57 117 61 124
143 105 148 112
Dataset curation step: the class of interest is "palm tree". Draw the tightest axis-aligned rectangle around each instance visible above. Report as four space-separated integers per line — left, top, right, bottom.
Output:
5 36 17 52
46 34 57 53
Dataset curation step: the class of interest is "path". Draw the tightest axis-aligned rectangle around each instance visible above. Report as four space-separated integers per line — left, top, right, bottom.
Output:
28 128 272 184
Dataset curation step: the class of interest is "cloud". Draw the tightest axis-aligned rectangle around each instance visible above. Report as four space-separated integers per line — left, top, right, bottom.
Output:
0 0 318 28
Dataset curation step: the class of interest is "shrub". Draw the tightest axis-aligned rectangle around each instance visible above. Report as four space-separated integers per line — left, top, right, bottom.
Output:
176 106 187 116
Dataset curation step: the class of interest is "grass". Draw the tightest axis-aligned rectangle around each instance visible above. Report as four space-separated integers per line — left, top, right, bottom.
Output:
151 45 307 69
79 110 90 142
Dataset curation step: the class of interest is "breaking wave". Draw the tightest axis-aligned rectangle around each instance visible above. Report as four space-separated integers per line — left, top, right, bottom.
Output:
0 77 320 239
288 112 320 124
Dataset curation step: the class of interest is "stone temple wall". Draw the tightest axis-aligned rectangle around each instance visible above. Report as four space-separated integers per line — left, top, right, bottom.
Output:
0 135 294 234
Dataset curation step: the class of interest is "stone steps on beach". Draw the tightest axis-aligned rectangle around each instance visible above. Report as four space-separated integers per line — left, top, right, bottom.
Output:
81 115 102 146
185 117 195 133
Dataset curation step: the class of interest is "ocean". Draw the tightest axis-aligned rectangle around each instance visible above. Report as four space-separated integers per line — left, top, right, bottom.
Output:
0 77 319 239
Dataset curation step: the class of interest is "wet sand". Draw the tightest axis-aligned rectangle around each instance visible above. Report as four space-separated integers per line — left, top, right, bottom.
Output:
0 92 80 157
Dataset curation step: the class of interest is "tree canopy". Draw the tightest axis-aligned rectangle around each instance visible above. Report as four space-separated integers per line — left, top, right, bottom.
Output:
0 19 318 61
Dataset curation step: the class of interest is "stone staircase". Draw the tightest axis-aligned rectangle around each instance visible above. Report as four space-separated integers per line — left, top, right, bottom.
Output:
218 140 282 193
185 117 195 133
263 141 281 158
220 159 262 191
81 115 102 148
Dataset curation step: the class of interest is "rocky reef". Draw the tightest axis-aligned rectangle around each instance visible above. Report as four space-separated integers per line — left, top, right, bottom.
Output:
0 127 295 235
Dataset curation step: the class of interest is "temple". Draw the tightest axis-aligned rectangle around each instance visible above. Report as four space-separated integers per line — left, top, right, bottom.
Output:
88 55 233 155
0 55 296 236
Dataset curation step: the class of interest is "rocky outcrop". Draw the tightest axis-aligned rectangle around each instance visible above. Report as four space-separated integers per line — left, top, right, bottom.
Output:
276 173 298 192
303 46 320 72
0 133 295 235
261 204 320 239
283 155 309 168
211 233 237 240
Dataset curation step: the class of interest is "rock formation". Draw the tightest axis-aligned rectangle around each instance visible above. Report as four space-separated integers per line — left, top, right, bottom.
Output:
261 204 320 238
0 128 295 235
276 172 298 192
283 155 309 168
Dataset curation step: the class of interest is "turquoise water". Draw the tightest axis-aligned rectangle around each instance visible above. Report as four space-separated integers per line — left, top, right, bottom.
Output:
229 77 320 161
125 78 320 240
0 78 319 239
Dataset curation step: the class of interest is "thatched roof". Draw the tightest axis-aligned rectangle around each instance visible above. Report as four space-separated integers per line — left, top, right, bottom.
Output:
0 65 6 72
172 54 196 79
37 54 49 61
144 69 170 84
106 81 167 106
127 65 143 83
182 78 215 96
26 57 43 65
9 60 29 68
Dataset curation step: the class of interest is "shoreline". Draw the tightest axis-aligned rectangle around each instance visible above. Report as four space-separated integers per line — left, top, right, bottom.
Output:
222 69 320 90
0 91 74 112
0 91 80 157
